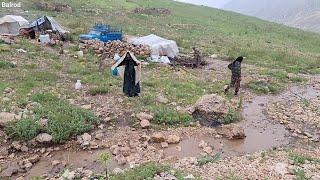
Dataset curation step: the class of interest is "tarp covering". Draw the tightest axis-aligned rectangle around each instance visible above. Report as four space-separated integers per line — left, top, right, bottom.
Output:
29 16 69 34
0 15 29 35
131 34 179 58
111 52 141 97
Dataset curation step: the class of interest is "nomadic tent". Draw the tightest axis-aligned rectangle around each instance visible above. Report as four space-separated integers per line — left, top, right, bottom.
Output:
0 15 29 35
29 16 69 34
131 34 179 58
111 52 141 97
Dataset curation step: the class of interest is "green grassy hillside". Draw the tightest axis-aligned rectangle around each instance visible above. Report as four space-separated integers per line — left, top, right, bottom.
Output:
2 0 320 73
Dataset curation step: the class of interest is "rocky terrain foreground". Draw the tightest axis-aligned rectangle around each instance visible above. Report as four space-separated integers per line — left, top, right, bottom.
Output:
0 42 319 180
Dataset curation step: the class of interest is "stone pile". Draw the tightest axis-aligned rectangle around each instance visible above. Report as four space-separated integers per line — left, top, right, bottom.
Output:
79 40 151 58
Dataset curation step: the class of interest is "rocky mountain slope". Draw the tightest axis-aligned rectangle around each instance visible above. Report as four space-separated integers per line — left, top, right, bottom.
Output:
224 0 320 33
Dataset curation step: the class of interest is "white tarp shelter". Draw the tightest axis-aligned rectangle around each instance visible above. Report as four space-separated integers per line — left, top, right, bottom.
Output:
131 34 179 58
0 15 29 35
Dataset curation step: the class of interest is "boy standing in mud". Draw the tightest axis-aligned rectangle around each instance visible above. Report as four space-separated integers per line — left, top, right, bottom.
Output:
225 56 244 95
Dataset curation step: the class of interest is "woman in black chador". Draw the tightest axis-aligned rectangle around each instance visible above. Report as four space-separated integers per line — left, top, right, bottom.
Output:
117 52 141 97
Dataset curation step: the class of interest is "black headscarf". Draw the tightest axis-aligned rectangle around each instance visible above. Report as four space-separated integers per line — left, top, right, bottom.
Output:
235 56 244 63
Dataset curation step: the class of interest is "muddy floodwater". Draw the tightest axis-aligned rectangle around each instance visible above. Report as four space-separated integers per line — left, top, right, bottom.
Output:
165 85 319 158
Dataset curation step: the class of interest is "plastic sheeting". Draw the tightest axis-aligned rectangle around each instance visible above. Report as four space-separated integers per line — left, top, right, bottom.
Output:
131 34 179 58
29 16 69 34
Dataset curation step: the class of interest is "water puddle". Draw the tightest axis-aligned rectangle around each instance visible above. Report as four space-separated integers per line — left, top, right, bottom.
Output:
26 150 123 178
165 86 319 158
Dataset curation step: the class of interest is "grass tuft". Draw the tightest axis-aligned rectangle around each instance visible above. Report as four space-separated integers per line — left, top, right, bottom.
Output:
153 107 193 126
5 93 100 144
247 80 281 94
0 60 16 69
5 118 40 141
109 163 185 180
88 86 110 96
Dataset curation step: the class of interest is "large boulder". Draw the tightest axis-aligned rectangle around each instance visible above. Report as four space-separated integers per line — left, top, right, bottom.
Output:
217 124 246 140
192 94 231 127
166 135 181 144
136 112 153 121
0 112 18 127
151 132 165 143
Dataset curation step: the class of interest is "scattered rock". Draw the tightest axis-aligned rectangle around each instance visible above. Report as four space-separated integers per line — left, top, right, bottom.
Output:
83 169 93 178
218 124 246 140
184 174 195 179
0 112 17 127
166 135 181 144
140 119 150 128
95 132 104 140
119 146 131 157
286 73 296 79
154 171 177 180
115 154 127 165
20 145 29 152
198 140 208 149
161 142 169 148
3 87 13 94
113 168 124 175
11 141 22 150
81 104 92 110
0 163 19 177
52 160 60 166
36 133 53 143
203 146 213 154
61 169 76 180
157 93 169 104
304 131 313 138
210 54 218 58
151 132 165 143
28 155 40 164
81 133 92 146
39 118 49 127
136 112 153 121
274 163 288 176
24 161 33 169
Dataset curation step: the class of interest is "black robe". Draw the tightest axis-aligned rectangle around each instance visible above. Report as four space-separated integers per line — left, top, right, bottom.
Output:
118 54 140 97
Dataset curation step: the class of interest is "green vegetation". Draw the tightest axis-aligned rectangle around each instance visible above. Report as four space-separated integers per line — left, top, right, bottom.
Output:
247 80 281 94
88 86 110 96
109 163 185 180
9 0 320 73
293 168 308 180
5 93 99 143
0 60 16 69
290 153 320 165
33 93 99 143
197 153 221 167
99 152 112 179
5 118 40 141
221 108 241 124
153 107 193 126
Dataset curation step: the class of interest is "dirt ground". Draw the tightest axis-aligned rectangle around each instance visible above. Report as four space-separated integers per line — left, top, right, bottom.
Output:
0 44 319 179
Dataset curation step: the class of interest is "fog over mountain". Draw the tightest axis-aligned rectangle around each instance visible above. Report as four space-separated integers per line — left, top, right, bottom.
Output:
176 0 320 33
175 0 232 8
224 0 320 33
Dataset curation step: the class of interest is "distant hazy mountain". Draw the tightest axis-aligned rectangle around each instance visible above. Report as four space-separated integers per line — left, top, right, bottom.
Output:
175 0 232 8
224 0 320 33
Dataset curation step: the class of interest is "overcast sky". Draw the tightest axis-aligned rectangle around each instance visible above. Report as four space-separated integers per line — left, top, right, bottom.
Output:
175 0 232 8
